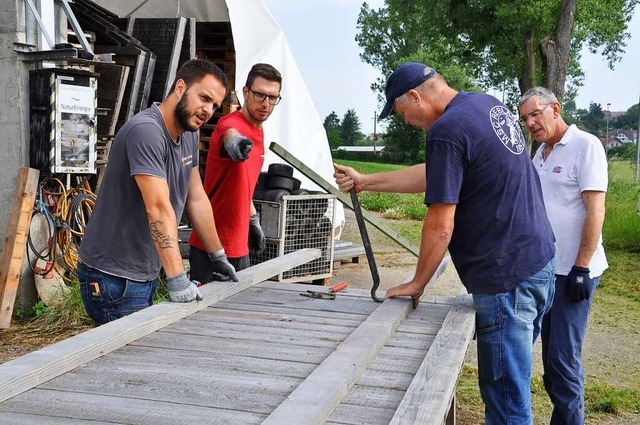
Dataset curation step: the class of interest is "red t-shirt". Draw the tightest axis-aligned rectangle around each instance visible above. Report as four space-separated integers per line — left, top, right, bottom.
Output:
188 110 264 257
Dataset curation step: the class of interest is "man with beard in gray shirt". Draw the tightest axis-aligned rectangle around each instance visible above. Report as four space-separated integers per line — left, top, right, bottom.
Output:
78 60 237 325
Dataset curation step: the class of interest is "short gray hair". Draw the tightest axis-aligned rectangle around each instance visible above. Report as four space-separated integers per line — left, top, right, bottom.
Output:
518 86 558 107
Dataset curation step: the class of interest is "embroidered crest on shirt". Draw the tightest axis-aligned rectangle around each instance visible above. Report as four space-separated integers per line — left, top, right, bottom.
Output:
553 166 562 173
490 105 526 155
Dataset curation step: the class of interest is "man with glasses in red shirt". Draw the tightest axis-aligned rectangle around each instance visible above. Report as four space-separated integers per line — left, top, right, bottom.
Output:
188 63 282 283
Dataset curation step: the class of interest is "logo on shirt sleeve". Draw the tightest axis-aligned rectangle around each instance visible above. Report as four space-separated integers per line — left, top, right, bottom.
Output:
182 154 193 167
490 106 526 155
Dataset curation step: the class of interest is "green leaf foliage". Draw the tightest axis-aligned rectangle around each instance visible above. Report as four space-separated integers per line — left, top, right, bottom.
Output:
357 0 637 103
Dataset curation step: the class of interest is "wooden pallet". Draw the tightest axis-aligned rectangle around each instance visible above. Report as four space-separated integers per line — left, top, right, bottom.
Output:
333 240 365 266
0 256 473 425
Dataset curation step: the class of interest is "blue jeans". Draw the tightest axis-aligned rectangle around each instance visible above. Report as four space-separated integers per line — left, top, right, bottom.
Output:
77 261 156 326
473 258 556 425
542 274 599 425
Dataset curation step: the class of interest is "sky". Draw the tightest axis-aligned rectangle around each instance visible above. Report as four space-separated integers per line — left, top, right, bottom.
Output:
261 0 640 131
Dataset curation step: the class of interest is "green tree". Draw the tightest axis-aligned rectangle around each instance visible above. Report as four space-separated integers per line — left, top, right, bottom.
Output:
612 104 640 130
323 111 342 149
383 116 425 164
577 102 605 135
340 109 363 146
357 0 636 102
607 142 638 161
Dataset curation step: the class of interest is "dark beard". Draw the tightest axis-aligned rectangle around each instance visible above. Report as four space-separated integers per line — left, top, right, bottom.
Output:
175 95 198 132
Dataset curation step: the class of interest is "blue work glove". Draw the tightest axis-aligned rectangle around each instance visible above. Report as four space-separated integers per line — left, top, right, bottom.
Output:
166 271 203 302
208 249 238 282
248 213 266 255
223 135 252 162
565 266 592 302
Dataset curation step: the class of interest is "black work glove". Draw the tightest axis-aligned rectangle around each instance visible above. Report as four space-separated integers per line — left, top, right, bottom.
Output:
208 248 238 282
565 266 592 303
223 135 253 162
248 213 266 255
166 271 203 302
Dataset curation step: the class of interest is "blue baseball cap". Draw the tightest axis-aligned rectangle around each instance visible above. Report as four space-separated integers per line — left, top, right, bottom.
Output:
379 63 437 120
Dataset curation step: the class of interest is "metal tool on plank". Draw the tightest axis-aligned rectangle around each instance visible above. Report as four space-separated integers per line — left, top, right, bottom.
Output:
300 282 348 300
349 189 384 303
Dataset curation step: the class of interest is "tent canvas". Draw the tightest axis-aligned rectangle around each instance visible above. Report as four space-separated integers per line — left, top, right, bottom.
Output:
90 0 345 231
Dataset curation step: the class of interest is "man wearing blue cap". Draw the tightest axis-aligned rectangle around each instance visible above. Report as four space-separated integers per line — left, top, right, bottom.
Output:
334 63 556 424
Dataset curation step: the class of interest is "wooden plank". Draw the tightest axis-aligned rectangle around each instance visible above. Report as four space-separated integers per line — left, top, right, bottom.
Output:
389 294 476 425
0 167 39 329
96 344 318 379
0 389 266 425
269 142 420 256
131 18 185 104
0 412 114 425
329 403 397 425
342 385 406 410
211 300 368 322
132 331 334 364
161 316 351 346
193 307 363 330
222 285 379 316
262 297 413 425
164 17 187 99
39 362 302 414
94 62 129 136
0 248 320 402
179 17 197 65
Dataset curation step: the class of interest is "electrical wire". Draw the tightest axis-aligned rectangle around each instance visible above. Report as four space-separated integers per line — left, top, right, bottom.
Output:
26 182 58 276
33 176 97 280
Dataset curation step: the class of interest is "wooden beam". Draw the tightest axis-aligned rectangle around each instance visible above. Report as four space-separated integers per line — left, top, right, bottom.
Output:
389 291 475 425
0 167 39 329
262 257 449 425
0 248 320 403
269 142 420 256
163 17 187 99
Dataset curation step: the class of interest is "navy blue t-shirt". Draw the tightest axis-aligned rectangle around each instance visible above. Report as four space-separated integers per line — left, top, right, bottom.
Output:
425 92 555 293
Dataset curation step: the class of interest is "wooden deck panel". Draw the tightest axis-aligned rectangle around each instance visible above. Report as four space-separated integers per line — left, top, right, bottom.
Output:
326 299 450 425
0 256 475 425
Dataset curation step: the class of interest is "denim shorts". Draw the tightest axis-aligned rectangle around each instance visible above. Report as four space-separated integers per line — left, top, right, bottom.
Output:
77 261 156 326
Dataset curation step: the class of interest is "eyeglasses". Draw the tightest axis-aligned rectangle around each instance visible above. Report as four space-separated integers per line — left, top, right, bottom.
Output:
248 88 282 105
519 103 551 124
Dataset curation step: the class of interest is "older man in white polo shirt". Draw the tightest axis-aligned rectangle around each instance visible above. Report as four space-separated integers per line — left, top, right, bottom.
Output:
519 86 608 425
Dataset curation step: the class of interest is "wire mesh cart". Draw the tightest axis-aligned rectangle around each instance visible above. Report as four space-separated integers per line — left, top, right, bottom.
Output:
250 194 336 283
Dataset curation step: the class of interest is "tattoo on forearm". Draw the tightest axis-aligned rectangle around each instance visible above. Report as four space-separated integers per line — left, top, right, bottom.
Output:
149 221 175 249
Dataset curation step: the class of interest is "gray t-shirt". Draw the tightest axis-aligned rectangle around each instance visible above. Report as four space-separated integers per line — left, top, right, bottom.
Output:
79 103 199 281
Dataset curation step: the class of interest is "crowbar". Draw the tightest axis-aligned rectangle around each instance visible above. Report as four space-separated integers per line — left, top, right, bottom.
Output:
350 189 384 303
300 282 348 300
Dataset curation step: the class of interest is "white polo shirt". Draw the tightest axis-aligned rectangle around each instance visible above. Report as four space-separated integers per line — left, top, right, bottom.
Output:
532 124 608 277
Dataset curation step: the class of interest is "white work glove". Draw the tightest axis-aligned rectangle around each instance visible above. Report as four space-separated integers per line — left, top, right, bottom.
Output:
166 271 203 303
223 135 253 162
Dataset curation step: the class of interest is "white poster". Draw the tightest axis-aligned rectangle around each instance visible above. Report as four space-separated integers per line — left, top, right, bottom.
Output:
55 80 97 173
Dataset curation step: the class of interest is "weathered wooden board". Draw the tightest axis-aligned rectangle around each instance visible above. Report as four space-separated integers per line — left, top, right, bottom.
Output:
390 294 476 425
0 167 39 329
0 248 320 403
0 252 475 425
130 18 186 104
1 389 266 425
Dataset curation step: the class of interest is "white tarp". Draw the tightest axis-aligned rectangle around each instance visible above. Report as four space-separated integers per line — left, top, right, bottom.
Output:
92 0 345 229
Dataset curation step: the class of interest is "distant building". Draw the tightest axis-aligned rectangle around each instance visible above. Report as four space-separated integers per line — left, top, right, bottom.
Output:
335 145 386 154
606 129 637 149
